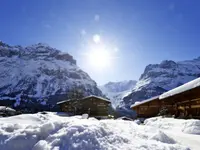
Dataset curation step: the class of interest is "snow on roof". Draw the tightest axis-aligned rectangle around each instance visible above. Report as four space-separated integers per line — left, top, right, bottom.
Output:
81 95 111 103
160 77 200 99
130 95 159 108
57 95 110 105
56 99 76 105
0 106 16 112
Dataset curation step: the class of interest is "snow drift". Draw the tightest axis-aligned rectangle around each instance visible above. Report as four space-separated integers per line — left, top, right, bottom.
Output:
182 120 200 135
0 113 190 150
144 117 200 135
149 130 176 144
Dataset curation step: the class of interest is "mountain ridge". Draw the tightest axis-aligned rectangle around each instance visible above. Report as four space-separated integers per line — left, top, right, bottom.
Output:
0 41 103 110
122 58 200 108
99 80 136 108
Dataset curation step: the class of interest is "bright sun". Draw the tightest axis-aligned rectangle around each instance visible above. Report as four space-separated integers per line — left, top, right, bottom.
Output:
88 48 111 69
84 34 116 70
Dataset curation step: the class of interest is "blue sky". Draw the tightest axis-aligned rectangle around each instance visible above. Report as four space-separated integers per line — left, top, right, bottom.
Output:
0 0 200 85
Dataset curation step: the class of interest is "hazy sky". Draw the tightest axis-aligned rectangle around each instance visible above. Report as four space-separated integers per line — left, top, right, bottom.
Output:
0 0 200 85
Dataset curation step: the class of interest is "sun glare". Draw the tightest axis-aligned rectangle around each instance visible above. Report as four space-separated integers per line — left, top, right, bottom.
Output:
84 35 118 70
87 45 111 69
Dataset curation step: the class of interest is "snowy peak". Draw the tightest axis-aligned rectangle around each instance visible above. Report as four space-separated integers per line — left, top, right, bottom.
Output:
99 80 136 108
0 41 102 109
123 57 200 107
0 41 76 64
100 80 137 93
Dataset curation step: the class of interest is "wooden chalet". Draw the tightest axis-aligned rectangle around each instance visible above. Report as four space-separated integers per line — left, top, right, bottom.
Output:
159 77 200 119
131 96 161 118
57 95 111 118
131 77 200 119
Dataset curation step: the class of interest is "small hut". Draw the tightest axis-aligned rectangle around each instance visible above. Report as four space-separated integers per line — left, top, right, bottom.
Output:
57 95 111 118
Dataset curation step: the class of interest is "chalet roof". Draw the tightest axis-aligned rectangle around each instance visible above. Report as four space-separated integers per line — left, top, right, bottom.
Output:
56 95 110 105
130 95 159 108
159 77 200 100
56 98 76 105
0 106 16 112
81 95 111 103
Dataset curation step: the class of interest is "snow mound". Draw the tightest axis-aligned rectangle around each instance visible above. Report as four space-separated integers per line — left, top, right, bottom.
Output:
0 113 190 150
144 117 184 130
149 130 176 144
133 119 142 125
144 117 200 135
0 113 49 124
182 120 200 135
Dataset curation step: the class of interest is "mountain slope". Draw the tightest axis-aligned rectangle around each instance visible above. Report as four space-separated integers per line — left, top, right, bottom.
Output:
123 59 200 107
99 80 136 107
0 41 103 109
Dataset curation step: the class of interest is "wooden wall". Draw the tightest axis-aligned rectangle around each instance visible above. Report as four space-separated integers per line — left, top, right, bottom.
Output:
59 97 111 117
0 100 15 107
162 86 200 118
132 98 161 118
132 86 200 119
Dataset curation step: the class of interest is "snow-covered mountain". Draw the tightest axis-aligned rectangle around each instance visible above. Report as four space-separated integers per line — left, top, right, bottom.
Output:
0 41 103 109
99 80 136 107
123 59 200 107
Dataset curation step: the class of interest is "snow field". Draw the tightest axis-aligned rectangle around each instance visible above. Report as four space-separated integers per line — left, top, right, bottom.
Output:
0 113 198 150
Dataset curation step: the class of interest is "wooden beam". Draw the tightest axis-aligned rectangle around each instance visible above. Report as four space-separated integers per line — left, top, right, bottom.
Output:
191 105 200 108
177 97 200 104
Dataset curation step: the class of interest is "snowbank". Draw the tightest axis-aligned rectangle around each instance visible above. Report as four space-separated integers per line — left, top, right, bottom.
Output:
149 130 176 144
182 120 200 135
0 113 189 150
144 117 200 149
144 117 200 135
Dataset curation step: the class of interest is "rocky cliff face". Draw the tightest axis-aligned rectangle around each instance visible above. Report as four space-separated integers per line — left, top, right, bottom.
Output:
0 41 103 110
123 59 200 107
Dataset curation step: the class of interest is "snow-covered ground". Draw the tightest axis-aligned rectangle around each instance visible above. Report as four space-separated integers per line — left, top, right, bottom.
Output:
0 113 199 150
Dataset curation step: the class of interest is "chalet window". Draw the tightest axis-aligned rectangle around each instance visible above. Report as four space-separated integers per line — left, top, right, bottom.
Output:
140 107 148 111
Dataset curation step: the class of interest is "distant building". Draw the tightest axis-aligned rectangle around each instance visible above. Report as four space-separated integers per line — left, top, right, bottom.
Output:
131 77 200 119
57 95 111 118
